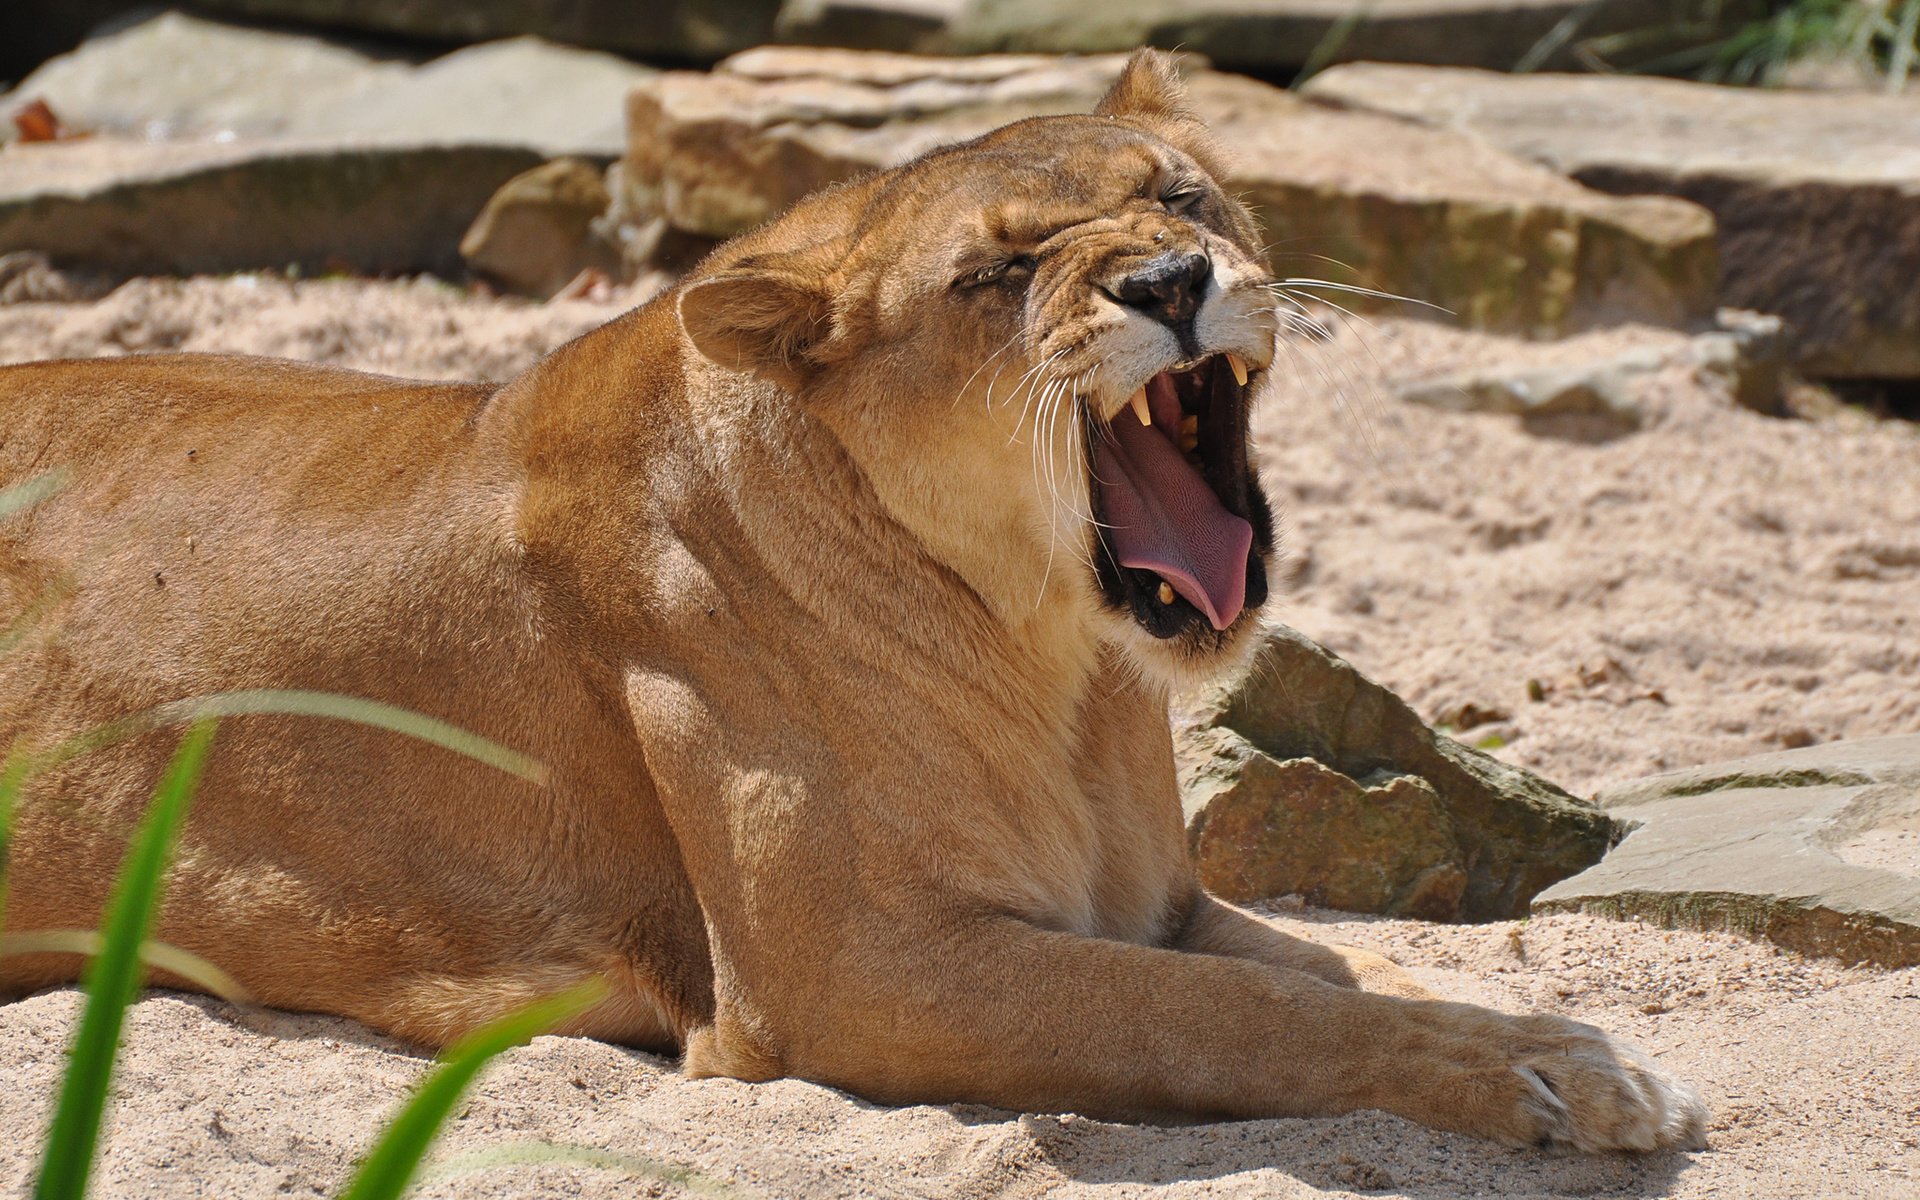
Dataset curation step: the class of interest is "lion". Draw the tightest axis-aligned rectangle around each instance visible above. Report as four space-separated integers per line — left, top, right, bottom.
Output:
0 51 1705 1152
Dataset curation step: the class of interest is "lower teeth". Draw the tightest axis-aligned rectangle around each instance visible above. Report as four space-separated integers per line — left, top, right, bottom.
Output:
1157 581 1176 605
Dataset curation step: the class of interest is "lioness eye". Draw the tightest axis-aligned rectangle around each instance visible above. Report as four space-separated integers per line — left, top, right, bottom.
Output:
1162 189 1201 213
955 255 1036 290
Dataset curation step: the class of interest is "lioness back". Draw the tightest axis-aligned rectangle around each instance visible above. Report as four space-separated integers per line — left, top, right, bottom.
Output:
0 348 709 1047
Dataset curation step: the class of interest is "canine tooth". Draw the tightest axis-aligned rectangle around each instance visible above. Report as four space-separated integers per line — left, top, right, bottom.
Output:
1157 581 1176 605
1226 353 1249 386
1128 387 1152 426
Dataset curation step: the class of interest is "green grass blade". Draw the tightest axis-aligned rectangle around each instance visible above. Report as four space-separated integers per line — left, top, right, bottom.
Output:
164 691 547 784
1293 1 1372 85
335 978 608 1200
428 1141 744 1197
0 470 66 521
0 743 29 929
27 690 547 787
31 721 216 1200
0 930 251 1004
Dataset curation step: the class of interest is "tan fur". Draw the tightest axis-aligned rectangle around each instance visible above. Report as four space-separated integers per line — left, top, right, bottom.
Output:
0 52 1704 1151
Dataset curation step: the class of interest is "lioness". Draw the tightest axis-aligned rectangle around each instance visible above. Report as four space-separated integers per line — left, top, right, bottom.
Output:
0 51 1704 1152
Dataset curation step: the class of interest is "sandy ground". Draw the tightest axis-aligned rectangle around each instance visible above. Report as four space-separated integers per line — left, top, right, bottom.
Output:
2 275 1917 1198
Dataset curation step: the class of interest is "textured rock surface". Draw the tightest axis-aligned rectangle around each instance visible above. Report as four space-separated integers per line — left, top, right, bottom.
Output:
0 138 541 276
287 37 655 159
1305 64 1920 377
620 48 1716 336
0 14 652 157
0 11 402 143
1534 736 1920 967
460 158 619 297
186 0 780 62
1394 310 1787 436
779 0 1727 74
1177 625 1618 921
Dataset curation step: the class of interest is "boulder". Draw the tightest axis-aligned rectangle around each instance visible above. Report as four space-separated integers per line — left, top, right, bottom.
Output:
1304 64 1920 377
951 0 1725 73
619 48 1716 337
775 0 1729 74
187 0 780 62
460 158 620 297
0 137 541 277
0 14 653 158
1395 309 1787 436
776 0 970 54
1533 737 1920 967
287 37 654 159
1177 625 1619 921
0 10 403 143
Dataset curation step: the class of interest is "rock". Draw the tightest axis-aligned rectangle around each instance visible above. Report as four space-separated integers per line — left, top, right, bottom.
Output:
0 10 404 143
1398 359 1648 439
620 48 1135 240
776 0 970 53
188 0 780 62
957 0 1724 72
619 48 1717 337
1177 625 1618 921
460 158 619 298
288 37 655 159
775 0 1729 73
1533 737 1920 967
0 138 542 277
0 14 653 158
1303 64 1920 378
1395 309 1788 435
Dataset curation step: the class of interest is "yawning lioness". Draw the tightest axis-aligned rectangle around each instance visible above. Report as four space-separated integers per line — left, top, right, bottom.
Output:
0 51 1705 1151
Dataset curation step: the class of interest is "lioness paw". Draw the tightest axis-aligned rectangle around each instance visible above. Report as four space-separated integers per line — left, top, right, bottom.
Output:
1486 1018 1708 1153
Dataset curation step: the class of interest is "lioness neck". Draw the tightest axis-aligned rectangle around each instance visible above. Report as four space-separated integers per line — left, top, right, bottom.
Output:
484 296 1109 719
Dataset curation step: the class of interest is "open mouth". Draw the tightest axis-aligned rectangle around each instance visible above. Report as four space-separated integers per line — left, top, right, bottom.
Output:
1088 353 1271 639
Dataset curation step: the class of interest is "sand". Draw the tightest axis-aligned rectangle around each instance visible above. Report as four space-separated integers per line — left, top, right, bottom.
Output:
2 275 1917 1198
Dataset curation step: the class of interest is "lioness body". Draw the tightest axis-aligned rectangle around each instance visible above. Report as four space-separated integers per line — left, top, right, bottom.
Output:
0 54 1705 1149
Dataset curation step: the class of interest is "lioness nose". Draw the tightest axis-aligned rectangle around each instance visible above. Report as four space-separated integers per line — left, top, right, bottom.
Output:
1108 251 1212 328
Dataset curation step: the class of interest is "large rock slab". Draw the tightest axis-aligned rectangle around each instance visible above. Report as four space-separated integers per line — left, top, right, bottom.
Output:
775 0 1727 74
0 11 401 143
1 13 653 157
1533 737 1920 967
1177 625 1618 921
950 0 1721 72
187 0 780 62
620 48 1715 337
1394 309 1788 437
0 138 541 277
1304 64 1920 377
284 37 654 159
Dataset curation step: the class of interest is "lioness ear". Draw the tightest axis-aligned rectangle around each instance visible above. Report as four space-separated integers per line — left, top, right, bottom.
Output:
678 266 835 389
1094 49 1229 179
1095 48 1194 123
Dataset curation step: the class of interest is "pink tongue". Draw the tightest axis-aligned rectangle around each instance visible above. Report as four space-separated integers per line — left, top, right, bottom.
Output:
1095 408 1252 631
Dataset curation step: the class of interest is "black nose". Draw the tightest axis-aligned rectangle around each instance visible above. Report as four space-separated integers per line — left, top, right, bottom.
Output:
1107 251 1212 329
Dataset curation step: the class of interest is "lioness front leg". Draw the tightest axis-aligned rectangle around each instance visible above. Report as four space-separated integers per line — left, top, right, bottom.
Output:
692 914 1707 1152
1171 894 1706 1148
1177 894 1436 1000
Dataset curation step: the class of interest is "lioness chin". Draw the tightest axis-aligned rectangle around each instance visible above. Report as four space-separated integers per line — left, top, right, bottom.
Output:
0 50 1704 1153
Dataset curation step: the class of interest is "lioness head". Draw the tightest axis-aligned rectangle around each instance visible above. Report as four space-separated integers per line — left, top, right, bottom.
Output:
679 50 1278 685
